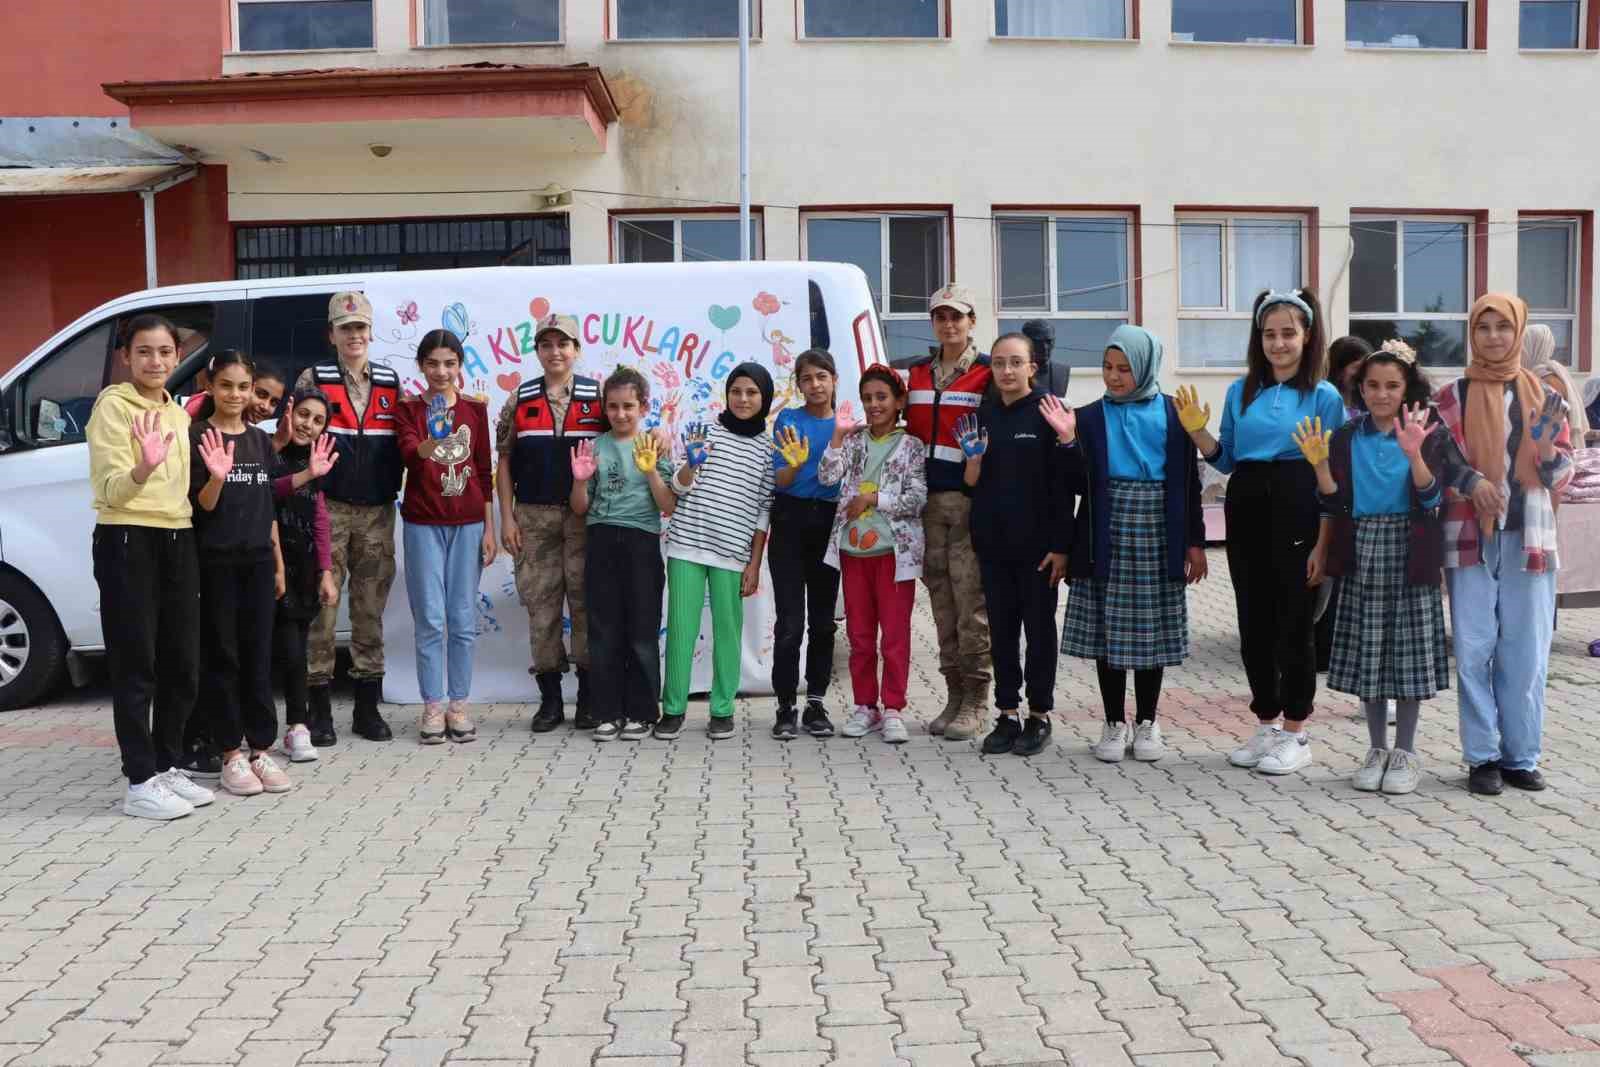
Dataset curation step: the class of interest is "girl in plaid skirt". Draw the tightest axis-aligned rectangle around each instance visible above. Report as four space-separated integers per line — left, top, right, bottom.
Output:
1057 326 1208 763
1292 343 1453 795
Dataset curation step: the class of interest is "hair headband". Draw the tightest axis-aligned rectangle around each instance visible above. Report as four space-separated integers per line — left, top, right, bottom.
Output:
1255 290 1314 328
1376 339 1417 365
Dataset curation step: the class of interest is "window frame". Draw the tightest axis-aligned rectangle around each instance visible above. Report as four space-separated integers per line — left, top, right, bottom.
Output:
609 211 766 263
1169 0 1309 46
1518 0 1591 49
606 0 762 40
1175 209 1313 369
1344 0 1481 51
414 0 564 46
232 0 376 54
1348 211 1482 366
233 213 572 277
799 208 953 361
1519 213 1589 369
991 0 1137 41
797 0 950 40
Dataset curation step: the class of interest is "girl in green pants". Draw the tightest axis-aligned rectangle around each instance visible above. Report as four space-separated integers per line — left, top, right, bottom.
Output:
658 363 777 739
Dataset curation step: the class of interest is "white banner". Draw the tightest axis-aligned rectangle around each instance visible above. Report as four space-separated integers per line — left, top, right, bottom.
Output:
360 266 862 704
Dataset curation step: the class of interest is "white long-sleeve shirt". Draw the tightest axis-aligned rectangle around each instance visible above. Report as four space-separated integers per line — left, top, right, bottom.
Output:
667 422 775 571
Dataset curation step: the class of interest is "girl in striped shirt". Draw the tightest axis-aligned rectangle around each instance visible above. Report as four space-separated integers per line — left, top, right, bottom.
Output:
658 363 777 739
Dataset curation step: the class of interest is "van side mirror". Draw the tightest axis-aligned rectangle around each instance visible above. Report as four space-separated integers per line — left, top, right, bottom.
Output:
0 386 14 452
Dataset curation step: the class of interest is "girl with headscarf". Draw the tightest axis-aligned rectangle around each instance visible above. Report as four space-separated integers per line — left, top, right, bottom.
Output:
1434 294 1574 796
658 363 777 740
1175 290 1345 776
1054 326 1207 765
1521 324 1591 443
953 333 1073 757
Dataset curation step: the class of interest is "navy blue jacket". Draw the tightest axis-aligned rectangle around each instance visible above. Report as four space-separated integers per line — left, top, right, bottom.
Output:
1063 396 1206 581
968 388 1074 562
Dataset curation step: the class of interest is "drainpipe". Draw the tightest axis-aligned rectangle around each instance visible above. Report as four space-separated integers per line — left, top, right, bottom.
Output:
138 167 200 290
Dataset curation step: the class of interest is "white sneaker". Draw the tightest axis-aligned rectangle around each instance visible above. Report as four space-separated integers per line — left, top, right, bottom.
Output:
841 705 881 738
1256 732 1313 775
1352 748 1389 792
157 768 214 808
1131 721 1165 762
1092 722 1129 762
282 725 319 763
124 777 193 821
881 713 909 744
1381 749 1421 795
1229 724 1281 768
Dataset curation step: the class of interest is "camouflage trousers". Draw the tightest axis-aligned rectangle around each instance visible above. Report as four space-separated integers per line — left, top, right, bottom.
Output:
308 500 397 686
513 503 588 674
921 491 991 685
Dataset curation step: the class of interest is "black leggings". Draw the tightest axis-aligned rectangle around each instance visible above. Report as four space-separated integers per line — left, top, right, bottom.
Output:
1096 661 1163 723
768 495 841 706
274 611 313 726
1223 460 1321 722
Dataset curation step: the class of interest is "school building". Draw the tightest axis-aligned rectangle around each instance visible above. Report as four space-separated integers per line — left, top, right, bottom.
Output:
2 0 1596 407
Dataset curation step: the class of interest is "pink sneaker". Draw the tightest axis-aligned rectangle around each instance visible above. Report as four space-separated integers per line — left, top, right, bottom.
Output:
250 752 292 793
220 755 262 796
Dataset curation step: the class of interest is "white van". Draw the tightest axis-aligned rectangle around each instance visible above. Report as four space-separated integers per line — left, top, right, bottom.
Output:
0 261 886 709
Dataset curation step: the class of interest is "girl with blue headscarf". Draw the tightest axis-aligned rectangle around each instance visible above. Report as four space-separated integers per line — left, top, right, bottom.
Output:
1056 326 1208 765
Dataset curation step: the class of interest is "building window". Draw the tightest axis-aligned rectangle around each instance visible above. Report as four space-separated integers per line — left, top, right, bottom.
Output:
802 0 943 38
421 0 559 43
1346 1 1469 48
993 212 1134 367
1520 217 1581 366
1177 214 1307 367
613 214 763 263
234 215 571 278
236 0 374 51
1348 215 1472 366
1172 0 1299 43
802 212 948 363
1521 0 1582 46
613 0 758 38
995 0 1127 38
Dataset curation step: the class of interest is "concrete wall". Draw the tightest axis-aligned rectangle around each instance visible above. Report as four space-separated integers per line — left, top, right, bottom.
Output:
213 0 1599 401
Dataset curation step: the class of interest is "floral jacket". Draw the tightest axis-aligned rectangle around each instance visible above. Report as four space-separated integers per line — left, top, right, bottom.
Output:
817 429 928 582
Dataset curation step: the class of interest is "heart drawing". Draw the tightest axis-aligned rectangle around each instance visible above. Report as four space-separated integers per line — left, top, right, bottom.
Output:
496 371 522 393
707 304 741 331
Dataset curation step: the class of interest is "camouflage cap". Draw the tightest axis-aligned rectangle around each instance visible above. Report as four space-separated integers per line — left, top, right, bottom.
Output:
328 291 373 327
534 313 581 343
929 284 975 316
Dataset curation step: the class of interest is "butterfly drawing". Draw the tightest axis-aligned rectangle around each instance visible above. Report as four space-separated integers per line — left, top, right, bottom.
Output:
397 300 419 325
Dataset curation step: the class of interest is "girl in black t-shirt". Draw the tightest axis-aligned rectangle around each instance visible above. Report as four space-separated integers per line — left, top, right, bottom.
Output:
189 350 292 798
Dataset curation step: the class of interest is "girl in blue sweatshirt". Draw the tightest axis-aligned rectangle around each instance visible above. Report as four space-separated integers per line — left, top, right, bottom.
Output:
957 333 1071 757
1059 326 1207 764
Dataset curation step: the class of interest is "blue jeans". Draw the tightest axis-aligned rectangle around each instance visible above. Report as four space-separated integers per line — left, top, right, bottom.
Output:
1445 530 1555 771
403 521 483 704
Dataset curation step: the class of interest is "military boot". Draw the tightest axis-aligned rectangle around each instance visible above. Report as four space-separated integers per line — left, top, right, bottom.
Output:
530 672 565 733
928 672 964 736
352 677 393 741
573 668 596 730
943 671 991 742
308 684 337 747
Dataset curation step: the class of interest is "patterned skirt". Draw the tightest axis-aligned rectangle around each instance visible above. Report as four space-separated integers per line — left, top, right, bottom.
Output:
1060 480 1188 669
1327 514 1450 701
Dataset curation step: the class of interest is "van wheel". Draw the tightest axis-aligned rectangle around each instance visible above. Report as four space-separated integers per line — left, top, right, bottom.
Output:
0 573 65 711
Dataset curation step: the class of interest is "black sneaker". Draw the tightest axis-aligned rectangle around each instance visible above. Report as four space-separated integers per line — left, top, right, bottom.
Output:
574 706 598 731
1013 715 1053 757
620 720 652 741
1467 762 1504 795
802 700 835 737
593 721 620 742
708 717 735 740
178 744 221 780
1500 766 1546 791
772 707 799 741
981 716 1022 755
654 715 684 740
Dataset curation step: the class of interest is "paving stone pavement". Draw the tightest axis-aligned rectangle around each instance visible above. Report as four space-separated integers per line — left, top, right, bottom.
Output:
2 550 1600 1067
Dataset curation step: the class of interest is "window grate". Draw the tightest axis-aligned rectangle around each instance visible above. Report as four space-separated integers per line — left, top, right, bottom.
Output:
235 214 571 279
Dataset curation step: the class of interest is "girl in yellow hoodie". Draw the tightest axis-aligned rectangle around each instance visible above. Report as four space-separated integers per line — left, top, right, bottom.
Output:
87 314 215 820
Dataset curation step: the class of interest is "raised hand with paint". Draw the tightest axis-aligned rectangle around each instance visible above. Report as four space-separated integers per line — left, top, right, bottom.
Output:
426 392 454 440
1291 415 1332 468
955 413 988 459
1528 390 1568 454
775 426 810 470
682 423 711 473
